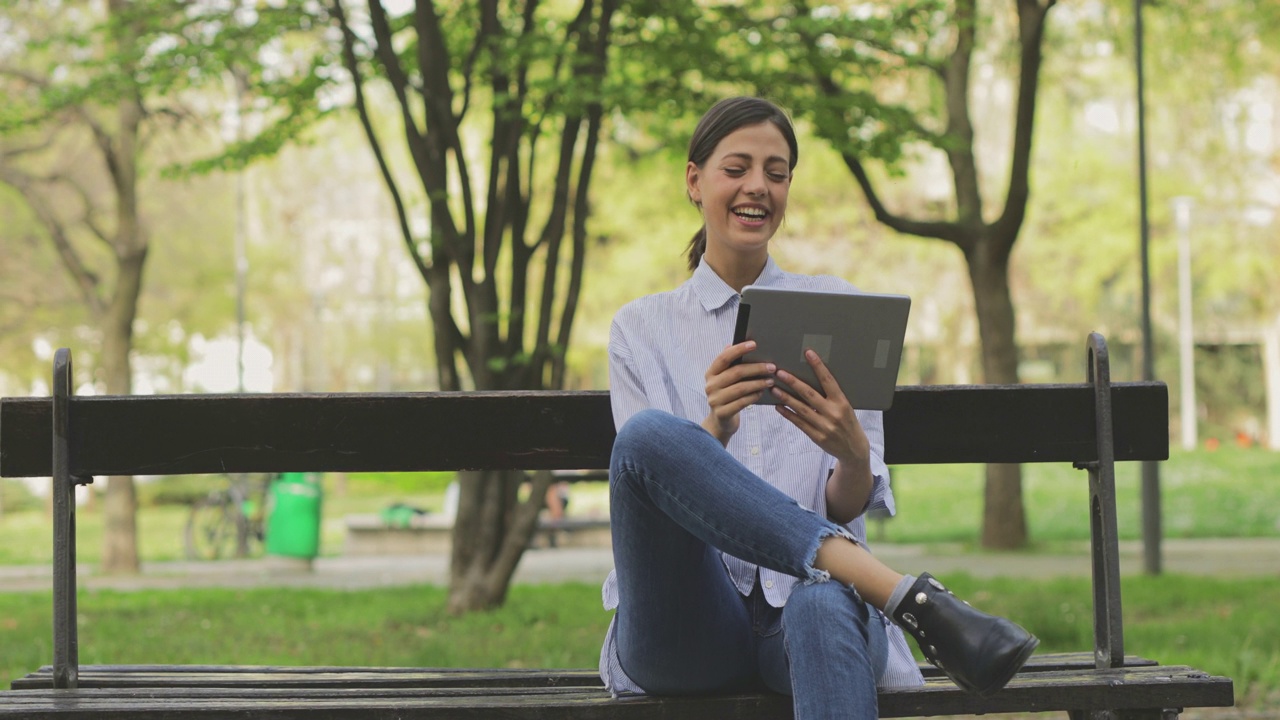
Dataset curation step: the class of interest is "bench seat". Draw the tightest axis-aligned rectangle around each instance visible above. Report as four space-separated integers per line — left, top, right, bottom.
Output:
0 663 1234 719
6 652 1153 689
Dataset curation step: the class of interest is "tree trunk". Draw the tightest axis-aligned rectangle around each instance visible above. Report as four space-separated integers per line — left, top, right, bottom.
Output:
965 233 1027 549
447 469 552 614
97 69 146 574
98 246 146 575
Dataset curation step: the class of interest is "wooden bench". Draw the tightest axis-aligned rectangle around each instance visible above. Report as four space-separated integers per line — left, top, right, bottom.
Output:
0 333 1235 718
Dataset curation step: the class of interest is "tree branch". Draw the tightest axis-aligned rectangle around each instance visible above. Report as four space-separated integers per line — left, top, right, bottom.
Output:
0 164 105 314
941 0 983 228
365 0 437 210
331 0 432 288
416 0 477 281
992 0 1056 244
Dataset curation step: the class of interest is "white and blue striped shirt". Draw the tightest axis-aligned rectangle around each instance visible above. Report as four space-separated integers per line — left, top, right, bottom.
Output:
599 256 925 695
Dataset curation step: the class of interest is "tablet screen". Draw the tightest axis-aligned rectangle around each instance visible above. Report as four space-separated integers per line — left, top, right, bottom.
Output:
734 286 910 410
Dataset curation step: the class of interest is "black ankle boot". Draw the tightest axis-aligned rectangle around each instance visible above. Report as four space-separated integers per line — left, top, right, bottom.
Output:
891 573 1039 696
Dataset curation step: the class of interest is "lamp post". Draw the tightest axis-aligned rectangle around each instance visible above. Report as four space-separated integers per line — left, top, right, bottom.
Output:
230 70 253 394
1172 197 1195 450
1134 0 1161 575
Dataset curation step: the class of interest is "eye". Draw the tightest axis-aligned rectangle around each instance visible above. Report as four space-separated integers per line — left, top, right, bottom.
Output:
767 171 789 182
723 166 746 176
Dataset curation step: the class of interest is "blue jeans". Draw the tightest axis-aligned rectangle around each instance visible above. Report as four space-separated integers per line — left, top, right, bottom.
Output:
610 409 888 720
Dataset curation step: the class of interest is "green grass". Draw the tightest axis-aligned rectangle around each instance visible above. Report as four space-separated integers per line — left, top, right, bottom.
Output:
0 447 1276 566
2 576 1277 704
884 445 1280 545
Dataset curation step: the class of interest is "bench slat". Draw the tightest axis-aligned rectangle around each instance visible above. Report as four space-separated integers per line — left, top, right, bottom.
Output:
0 666 1234 719
1 383 1168 479
10 652 1160 690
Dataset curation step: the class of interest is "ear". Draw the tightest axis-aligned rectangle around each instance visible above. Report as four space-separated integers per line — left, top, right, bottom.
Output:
686 161 702 204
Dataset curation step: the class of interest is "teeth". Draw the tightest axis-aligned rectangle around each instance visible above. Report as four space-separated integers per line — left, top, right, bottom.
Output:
735 208 766 219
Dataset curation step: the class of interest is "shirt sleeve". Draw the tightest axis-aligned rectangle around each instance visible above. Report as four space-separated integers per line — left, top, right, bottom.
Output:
857 408 897 518
607 316 650 432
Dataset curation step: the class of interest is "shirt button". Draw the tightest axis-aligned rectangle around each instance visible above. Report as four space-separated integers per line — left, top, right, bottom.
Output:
764 580 775 589
750 446 761 456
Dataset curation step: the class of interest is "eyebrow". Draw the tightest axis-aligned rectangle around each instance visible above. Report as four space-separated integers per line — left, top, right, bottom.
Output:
720 152 791 168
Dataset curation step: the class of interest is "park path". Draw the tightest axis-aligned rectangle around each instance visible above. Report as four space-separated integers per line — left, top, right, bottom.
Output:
1 537 1276 593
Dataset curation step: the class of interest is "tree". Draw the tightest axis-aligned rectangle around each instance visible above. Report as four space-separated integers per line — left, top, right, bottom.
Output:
0 0 321 571
0 0 161 571
702 0 1058 548
327 0 627 612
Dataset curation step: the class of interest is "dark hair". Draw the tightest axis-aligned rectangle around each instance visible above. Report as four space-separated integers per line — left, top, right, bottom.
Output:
685 97 799 271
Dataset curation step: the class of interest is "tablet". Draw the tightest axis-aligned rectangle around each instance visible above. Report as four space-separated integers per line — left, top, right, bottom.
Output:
733 286 911 410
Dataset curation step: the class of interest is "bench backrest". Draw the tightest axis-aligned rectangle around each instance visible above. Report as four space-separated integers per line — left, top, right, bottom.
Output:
0 333 1168 690
1 382 1166 479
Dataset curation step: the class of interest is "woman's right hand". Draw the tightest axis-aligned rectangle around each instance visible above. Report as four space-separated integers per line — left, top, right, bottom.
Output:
702 341 776 445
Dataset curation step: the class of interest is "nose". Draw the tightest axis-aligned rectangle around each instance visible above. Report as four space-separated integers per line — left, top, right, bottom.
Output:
743 167 767 197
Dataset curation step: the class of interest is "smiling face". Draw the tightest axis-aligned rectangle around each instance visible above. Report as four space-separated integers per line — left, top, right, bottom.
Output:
686 121 793 273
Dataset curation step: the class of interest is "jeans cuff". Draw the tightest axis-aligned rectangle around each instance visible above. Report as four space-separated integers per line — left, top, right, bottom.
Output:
801 524 860 585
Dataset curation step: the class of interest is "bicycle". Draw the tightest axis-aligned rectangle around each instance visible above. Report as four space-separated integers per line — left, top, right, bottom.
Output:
183 473 272 560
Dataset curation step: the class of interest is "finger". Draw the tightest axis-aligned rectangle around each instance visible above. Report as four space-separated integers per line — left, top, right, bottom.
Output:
770 385 820 426
708 374 773 410
773 395 822 441
803 349 848 403
729 361 776 387
721 391 766 417
710 341 758 374
773 367 822 406
709 357 776 393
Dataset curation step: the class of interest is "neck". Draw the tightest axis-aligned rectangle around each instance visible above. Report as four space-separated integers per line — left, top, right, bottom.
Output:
704 249 767 293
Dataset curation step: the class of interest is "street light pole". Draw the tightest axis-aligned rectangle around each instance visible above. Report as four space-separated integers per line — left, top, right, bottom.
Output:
231 71 249 394
1134 0 1162 575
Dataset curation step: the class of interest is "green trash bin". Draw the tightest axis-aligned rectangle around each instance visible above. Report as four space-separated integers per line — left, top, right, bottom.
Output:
265 472 323 558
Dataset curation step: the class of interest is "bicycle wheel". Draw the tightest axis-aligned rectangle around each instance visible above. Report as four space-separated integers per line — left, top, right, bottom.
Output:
184 494 239 560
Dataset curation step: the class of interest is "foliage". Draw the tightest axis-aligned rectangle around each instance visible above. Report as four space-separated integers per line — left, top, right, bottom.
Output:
0 480 41 514
0 0 327 389
137 475 221 508
344 471 456 496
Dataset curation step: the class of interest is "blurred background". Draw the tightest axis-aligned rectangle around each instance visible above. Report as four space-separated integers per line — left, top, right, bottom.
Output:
1 0 1278 704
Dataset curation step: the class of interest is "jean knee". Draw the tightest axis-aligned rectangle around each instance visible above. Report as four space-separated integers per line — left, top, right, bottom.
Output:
783 581 871 638
615 409 678 451
611 410 695 473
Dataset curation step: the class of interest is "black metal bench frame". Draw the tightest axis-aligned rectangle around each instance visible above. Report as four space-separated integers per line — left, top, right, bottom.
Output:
0 333 1235 718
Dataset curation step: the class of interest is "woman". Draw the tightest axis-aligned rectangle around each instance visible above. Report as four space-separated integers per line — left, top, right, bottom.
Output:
597 97 1038 719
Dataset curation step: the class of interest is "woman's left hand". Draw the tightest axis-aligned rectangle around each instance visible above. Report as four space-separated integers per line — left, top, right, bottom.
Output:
770 349 869 466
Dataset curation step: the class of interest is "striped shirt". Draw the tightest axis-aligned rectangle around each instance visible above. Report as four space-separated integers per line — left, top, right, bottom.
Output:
599 256 925 695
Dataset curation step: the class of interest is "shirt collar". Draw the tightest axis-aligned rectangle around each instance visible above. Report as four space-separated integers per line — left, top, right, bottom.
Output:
692 255 785 312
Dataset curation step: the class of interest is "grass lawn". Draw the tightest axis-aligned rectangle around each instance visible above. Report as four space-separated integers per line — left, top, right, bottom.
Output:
1 575 1277 706
886 445 1280 545
4 446 1276 565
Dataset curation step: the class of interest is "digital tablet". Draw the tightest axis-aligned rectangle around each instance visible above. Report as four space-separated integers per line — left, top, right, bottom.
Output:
733 286 911 410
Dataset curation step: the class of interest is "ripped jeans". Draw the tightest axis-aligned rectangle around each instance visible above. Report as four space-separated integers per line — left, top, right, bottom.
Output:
609 409 888 720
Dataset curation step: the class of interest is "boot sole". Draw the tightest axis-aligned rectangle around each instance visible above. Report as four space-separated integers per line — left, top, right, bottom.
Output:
971 635 1040 697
